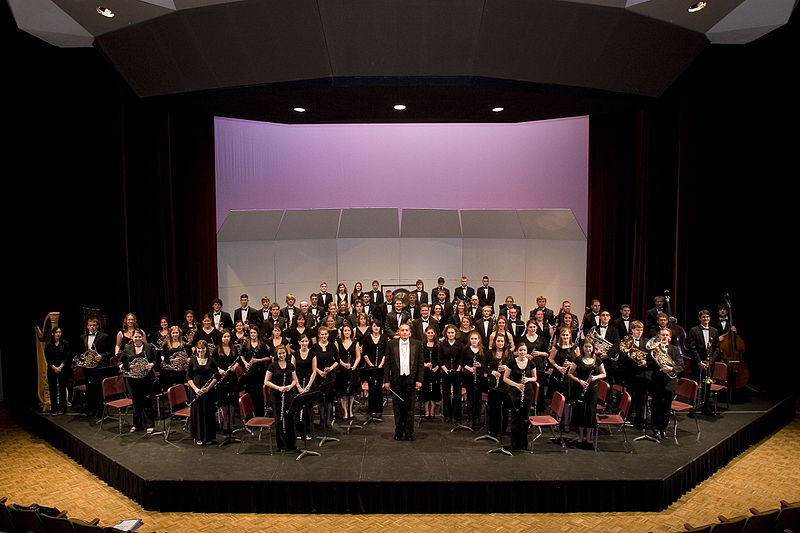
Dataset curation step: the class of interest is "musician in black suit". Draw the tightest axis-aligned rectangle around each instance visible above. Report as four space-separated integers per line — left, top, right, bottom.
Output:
259 303 287 340
411 304 439 342
280 294 299 327
589 311 621 390
210 298 234 331
431 277 450 304
316 282 333 310
582 299 603 336
307 294 324 327
710 304 733 335
405 291 421 321
687 309 720 415
612 304 633 339
498 295 522 321
453 276 475 303
506 306 526 345
255 296 272 330
474 306 495 349
649 328 684 439
413 280 428 304
383 323 425 440
384 298 411 338
233 294 259 330
529 296 556 327
368 280 384 306
79 316 114 418
477 276 496 314
619 321 650 429
361 292 383 326
645 296 669 338
467 294 482 323
433 289 453 323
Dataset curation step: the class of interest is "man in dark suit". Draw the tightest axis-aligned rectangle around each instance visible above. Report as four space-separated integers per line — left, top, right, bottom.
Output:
529 296 556 327
582 299 603 337
280 294 300 327
506 306 526 345
433 289 453 322
589 310 621 392
649 328 683 439
384 298 410 338
383 323 425 440
411 303 439 341
498 295 522 321
255 296 272 331
405 291 421 321
645 296 668 338
619 321 650 429
210 298 233 331
80 316 114 418
612 304 633 339
467 294 481 323
710 304 733 335
413 280 428 305
260 303 287 339
307 294 324 326
431 277 449 304
316 282 333 310
453 276 474 303
361 292 382 326
233 294 259 330
475 306 495 349
687 309 720 415
477 276 496 314
368 280 384 306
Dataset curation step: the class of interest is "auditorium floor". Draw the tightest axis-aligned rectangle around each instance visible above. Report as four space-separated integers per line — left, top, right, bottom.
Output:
1 398 799 532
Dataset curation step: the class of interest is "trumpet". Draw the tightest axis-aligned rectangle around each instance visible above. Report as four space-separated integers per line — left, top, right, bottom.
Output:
645 336 677 378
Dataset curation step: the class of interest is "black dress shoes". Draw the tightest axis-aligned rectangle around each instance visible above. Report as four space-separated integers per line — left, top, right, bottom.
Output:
405 435 414 441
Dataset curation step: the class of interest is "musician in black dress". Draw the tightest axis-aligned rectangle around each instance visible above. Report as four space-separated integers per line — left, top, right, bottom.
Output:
181 310 199 346
187 340 218 446
567 338 606 447
336 324 361 421
313 326 339 429
503 343 536 450
264 345 298 451
438 324 463 422
460 331 484 429
520 320 549 413
420 326 441 419
153 317 170 351
548 327 579 429
115 313 144 357
357 320 387 419
160 326 190 392
287 312 316 350
292 335 317 440
194 313 221 352
484 333 510 436
214 329 240 439
45 327 70 415
239 326 270 417
118 329 157 434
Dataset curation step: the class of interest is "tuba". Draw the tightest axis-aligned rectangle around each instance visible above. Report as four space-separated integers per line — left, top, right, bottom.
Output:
620 335 649 366
645 336 677 378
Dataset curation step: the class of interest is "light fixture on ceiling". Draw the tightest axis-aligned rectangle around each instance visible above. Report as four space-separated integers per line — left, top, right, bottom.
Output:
96 6 114 17
393 104 407 111
492 107 504 112
688 2 707 12
293 107 306 113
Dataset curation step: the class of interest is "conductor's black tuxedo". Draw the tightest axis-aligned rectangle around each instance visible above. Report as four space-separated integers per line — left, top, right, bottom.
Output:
384 336 425 438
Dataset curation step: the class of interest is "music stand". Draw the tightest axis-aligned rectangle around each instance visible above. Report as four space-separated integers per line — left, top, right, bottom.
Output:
316 378 339 447
484 388 514 456
450 371 473 433
633 389 660 444
291 391 321 461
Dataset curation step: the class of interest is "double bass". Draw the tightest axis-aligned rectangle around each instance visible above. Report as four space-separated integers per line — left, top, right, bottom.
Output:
718 293 749 389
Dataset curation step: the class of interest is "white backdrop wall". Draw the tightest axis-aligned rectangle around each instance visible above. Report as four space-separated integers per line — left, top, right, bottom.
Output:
218 237 585 318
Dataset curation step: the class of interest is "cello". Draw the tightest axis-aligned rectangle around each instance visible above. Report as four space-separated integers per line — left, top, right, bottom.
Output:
718 293 749 390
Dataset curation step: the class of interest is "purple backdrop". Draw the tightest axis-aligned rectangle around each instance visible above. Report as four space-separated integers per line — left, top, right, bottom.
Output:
214 117 589 233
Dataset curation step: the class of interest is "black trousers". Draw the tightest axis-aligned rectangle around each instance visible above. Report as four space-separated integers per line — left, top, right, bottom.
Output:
47 368 70 412
391 375 416 437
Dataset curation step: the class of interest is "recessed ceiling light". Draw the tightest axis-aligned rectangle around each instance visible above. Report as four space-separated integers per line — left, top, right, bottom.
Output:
393 104 406 111
688 2 707 12
96 6 114 17
293 107 306 113
492 107 504 112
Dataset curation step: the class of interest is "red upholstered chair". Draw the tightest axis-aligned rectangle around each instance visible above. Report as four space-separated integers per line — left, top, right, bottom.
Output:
99 376 133 434
595 379 610 413
594 391 632 453
671 378 700 444
682 355 692 378
165 384 192 441
710 361 730 413
237 393 276 455
528 391 566 453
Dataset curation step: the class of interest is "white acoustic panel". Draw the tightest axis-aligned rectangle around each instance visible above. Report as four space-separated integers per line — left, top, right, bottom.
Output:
462 238 527 286
8 0 93 47
518 209 586 240
275 239 337 286
217 240 275 290
400 209 462 237
460 210 525 239
707 0 797 43
337 238 401 285
339 208 399 238
217 209 284 242
276 209 340 240
398 238 462 288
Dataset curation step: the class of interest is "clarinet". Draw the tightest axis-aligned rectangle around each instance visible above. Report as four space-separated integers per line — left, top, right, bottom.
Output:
299 377 307 423
281 373 287 433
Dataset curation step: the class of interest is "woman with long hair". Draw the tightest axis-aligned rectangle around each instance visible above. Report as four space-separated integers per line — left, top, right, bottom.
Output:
312 326 339 429
420 326 441 419
187 340 218 446
264 345 297 451
503 343 536 450
357 319 387 419
335 323 361 421
291 334 317 440
567 338 606 447
45 326 71 415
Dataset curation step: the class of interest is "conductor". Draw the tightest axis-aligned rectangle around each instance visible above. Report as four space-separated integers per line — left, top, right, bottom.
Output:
383 323 424 441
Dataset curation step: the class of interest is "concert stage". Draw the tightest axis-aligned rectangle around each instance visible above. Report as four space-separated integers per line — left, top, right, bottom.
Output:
17 392 796 514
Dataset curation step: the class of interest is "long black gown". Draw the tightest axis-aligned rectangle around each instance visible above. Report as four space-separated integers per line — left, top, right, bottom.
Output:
187 356 219 443
359 334 387 415
570 355 602 429
293 350 316 437
419 343 441 403
266 360 296 451
507 358 535 449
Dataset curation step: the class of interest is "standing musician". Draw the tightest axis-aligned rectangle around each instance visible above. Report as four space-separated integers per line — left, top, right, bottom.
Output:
619 321 650 430
312 326 339 430
519 320 549 413
477 276 496 315
649 328 684 439
115 313 146 356
335 323 361 422
214 329 240 439
238 326 270 417
548 327 579 429
194 313 221 352
645 296 671 337
358 320 388 420
411 303 439 342
503 344 536 450
383 323 425 441
233 294 259 330
420 326 441 419
506 306 526 347
210 298 233 331
567 338 606 448
484 334 511 437
475 306 495 349
461 331 485 430
159 326 190 392
582 299 603 337
281 294 299 327
431 277 450 304
588 311 620 392
79 316 114 418
187 340 218 446
613 304 633 339
118 329 156 434
453 276 475 303
291 335 317 441
687 310 720 415
181 310 199 345
413 280 428 305
45 326 71 415
384 297 410 338
264 345 297 452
